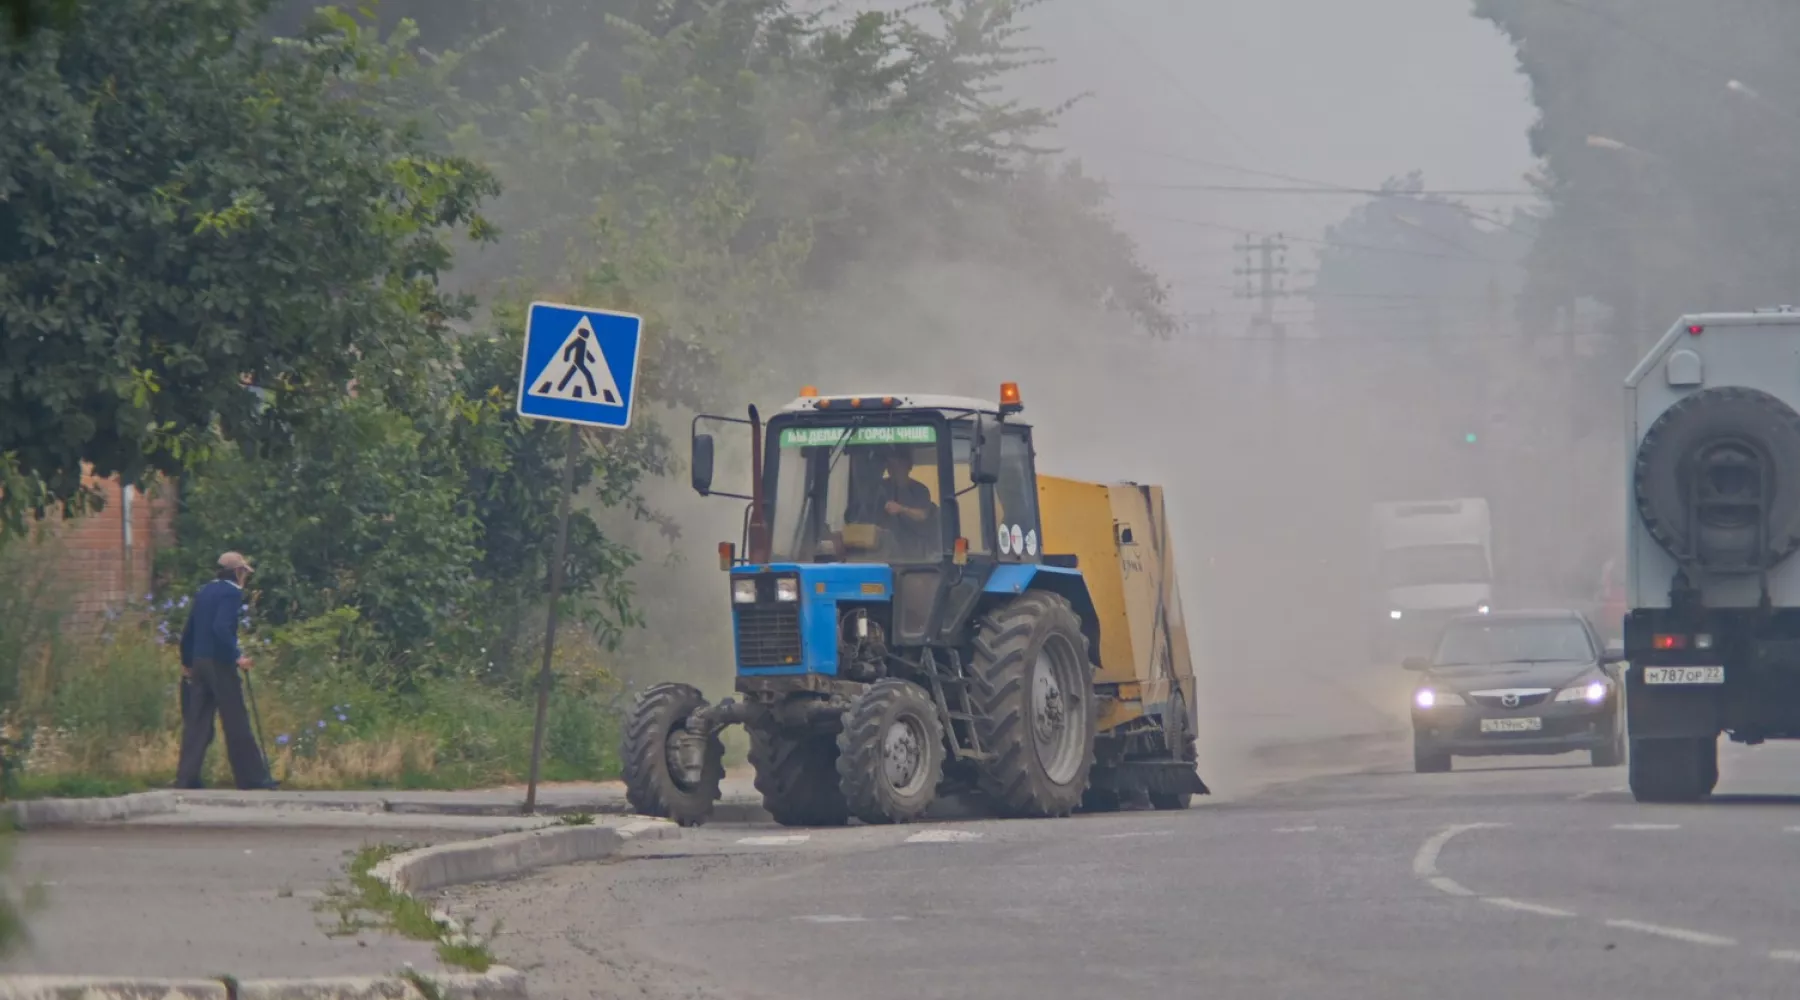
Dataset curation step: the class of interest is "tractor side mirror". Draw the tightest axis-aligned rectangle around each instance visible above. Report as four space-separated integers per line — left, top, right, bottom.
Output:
691 432 716 496
1401 656 1430 672
971 415 1002 485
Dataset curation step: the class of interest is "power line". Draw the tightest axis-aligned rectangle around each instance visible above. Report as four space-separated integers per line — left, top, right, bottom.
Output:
1109 182 1544 197
1132 211 1497 263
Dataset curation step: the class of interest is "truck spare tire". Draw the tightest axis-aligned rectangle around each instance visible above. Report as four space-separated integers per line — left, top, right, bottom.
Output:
1635 386 1800 572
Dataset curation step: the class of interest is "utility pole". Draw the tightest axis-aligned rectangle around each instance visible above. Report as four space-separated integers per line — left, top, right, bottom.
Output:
1234 234 1292 389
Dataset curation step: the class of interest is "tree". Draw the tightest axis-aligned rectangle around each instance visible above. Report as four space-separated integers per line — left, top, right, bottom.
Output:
1473 0 1800 355
0 0 495 530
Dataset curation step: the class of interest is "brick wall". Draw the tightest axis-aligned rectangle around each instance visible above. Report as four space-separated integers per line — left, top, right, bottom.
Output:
51 472 179 624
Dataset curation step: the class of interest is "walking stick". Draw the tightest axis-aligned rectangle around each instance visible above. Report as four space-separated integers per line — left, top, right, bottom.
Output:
243 671 273 777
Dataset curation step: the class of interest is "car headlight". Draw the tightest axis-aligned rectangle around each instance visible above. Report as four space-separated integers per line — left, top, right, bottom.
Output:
1476 604 1491 615
1415 689 1465 709
732 578 757 604
1389 610 1403 620
1555 678 1610 704
774 576 800 602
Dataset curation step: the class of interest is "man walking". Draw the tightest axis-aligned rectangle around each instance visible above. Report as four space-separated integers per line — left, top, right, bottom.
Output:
176 552 276 790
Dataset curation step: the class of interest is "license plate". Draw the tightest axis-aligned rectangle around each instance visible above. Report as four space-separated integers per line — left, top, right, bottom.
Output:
1642 666 1725 685
1480 717 1543 733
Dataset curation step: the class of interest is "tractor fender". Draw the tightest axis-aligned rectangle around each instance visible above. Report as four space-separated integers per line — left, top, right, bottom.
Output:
979 564 1101 659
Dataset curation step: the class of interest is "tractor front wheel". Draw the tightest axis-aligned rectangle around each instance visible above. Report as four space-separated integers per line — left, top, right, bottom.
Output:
621 683 724 827
750 727 850 828
837 680 945 825
971 590 1097 818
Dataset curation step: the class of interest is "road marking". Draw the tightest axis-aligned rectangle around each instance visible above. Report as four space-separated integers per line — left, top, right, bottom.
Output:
738 834 811 846
1428 876 1474 897
1605 919 1736 947
1483 897 1576 918
1784 826 1800 834
905 829 983 844
1769 950 1800 963
794 914 868 923
1413 822 1505 878
1611 823 1680 831
1569 787 1627 805
1273 826 1318 833
1097 830 1173 840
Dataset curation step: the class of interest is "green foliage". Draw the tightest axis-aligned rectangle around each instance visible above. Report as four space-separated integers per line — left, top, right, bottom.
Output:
1474 0 1800 345
0 0 495 530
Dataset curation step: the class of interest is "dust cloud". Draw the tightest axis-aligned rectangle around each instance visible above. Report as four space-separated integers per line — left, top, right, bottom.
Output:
613 1 1596 791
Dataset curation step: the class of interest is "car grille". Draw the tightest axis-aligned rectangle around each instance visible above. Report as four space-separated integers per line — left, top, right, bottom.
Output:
1470 692 1551 709
735 605 802 666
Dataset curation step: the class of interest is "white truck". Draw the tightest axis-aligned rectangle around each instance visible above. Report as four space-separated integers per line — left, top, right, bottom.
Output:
1622 309 1800 802
1370 498 1494 662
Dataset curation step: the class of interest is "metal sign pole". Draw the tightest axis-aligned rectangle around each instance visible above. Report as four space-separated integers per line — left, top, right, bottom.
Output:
524 422 581 815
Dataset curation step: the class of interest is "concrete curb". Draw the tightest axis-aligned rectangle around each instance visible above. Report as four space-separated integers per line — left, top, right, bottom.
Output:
0 966 526 999
1 791 178 830
369 817 679 896
1246 727 1410 766
176 793 770 824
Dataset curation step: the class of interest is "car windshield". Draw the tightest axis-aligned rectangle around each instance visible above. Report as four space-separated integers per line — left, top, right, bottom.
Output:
767 421 947 564
1382 543 1490 588
1433 619 1594 666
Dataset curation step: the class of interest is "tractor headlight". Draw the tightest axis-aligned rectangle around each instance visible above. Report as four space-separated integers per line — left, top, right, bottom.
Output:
774 576 800 603
732 578 757 604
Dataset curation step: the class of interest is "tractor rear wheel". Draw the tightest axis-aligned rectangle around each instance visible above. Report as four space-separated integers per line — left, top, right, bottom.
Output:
837 680 944 824
621 683 723 827
970 590 1097 818
749 727 850 828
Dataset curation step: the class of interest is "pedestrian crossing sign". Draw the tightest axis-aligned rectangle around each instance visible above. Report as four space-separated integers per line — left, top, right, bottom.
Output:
516 302 643 429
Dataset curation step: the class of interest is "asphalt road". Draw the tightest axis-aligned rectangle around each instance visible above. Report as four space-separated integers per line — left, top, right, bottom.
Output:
440 742 1800 1000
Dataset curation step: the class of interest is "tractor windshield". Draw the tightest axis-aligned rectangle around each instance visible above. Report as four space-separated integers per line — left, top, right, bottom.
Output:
768 421 947 564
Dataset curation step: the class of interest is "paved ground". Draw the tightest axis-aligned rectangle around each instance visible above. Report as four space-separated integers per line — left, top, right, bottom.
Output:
439 741 1800 1000
1 812 556 979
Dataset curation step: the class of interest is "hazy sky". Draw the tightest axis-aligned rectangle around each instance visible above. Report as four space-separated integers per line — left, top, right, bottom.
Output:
1007 0 1542 328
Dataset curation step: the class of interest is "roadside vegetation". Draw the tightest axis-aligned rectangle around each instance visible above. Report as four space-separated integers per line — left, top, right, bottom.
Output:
0 0 1165 796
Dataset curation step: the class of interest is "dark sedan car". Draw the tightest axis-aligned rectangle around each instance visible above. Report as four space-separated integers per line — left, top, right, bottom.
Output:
1406 609 1627 773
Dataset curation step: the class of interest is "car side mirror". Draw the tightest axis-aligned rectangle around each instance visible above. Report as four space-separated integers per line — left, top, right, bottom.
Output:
1401 656 1430 672
1600 651 1626 666
691 432 716 496
970 415 1002 485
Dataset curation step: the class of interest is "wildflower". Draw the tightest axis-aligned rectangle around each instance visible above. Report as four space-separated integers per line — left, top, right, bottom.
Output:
317 720 326 729
337 714 348 722
276 734 290 746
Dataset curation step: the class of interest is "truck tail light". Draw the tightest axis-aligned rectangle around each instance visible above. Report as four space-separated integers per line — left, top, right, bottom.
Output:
1653 634 1687 650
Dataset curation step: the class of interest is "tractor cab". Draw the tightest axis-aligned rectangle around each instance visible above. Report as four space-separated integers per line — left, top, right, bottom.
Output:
764 389 1041 570
689 384 1045 669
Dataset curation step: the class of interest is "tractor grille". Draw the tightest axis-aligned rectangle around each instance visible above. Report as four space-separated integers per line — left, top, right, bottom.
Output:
735 605 803 666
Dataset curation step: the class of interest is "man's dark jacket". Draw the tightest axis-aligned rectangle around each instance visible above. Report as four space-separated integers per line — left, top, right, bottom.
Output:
180 579 244 667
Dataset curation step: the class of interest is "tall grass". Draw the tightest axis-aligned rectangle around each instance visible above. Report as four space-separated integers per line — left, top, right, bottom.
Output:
1 537 629 798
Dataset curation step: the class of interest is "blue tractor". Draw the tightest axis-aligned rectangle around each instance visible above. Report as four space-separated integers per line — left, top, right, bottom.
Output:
621 384 1204 826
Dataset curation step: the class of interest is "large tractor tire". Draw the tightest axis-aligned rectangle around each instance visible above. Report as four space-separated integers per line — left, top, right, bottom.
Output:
837 679 945 825
970 590 1097 818
749 727 850 828
621 683 724 827
1628 736 1715 803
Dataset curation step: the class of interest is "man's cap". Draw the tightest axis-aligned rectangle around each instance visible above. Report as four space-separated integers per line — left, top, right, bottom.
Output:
218 551 254 573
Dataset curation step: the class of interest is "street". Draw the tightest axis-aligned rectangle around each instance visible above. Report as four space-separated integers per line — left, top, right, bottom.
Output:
440 743 1800 1000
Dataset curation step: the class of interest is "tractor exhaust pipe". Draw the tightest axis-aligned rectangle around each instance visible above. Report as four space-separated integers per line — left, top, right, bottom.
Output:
747 404 771 563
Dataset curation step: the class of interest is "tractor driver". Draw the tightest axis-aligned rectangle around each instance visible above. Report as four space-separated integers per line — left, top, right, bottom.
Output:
873 445 936 555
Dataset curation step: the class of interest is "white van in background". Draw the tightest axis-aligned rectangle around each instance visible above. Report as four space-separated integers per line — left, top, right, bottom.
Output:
1370 498 1494 661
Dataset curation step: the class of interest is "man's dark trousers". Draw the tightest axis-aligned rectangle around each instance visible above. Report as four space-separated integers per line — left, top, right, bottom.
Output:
175 659 268 790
